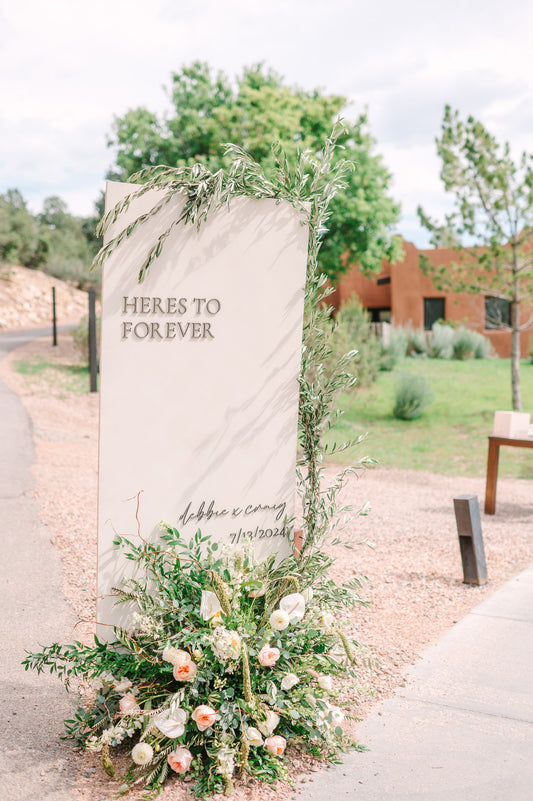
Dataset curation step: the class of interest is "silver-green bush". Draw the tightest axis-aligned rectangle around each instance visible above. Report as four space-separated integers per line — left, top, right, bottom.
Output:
393 373 432 420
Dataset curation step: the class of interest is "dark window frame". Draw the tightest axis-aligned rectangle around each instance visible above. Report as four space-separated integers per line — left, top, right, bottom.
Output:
423 297 445 331
485 296 511 330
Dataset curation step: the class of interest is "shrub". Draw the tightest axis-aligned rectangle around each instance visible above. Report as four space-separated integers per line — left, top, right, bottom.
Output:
428 322 453 359
380 326 408 371
451 326 492 360
72 314 101 363
393 373 432 420
405 325 427 357
326 295 381 389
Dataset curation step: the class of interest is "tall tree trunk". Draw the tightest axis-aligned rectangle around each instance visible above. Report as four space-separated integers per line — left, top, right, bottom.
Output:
510 296 522 411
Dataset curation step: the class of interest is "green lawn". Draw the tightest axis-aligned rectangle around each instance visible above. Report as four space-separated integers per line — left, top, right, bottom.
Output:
14 357 91 394
325 358 533 479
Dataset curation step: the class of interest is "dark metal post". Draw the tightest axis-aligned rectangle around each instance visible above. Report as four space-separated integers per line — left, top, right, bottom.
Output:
453 495 487 584
52 286 57 346
88 289 98 393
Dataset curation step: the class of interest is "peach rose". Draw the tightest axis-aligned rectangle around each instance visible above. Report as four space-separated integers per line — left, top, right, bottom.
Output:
168 747 193 774
257 645 280 667
118 692 139 715
191 704 217 731
264 735 286 757
173 659 197 682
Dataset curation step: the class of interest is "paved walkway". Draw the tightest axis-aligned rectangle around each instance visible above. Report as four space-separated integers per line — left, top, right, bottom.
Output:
299 565 533 801
0 328 78 801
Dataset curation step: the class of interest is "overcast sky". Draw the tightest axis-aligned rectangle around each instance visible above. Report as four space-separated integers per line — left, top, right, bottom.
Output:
1 0 532 246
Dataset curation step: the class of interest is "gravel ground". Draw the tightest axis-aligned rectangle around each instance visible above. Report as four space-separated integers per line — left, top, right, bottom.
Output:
3 334 533 801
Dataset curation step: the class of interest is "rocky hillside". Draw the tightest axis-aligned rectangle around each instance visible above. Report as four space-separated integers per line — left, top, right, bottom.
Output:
0 263 90 331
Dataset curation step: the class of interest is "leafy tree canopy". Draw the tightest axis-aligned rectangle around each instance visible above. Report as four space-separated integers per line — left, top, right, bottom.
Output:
107 62 402 281
418 105 533 410
0 189 48 268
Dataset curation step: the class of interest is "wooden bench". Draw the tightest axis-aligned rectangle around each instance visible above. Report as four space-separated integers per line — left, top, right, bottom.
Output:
484 435 533 514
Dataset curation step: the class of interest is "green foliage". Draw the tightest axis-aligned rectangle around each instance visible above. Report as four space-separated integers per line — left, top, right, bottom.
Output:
428 322 454 359
0 189 101 290
379 326 408 371
72 315 101 363
23 529 366 796
451 327 492 360
0 189 48 268
405 325 428 357
418 105 533 410
392 373 432 420
324 296 380 389
39 196 101 290
107 61 402 282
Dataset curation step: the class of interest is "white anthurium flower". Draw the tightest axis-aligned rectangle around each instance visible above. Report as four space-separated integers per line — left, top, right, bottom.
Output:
246 726 264 746
318 675 333 692
153 707 188 738
281 673 299 691
248 584 266 599
301 587 314 603
256 710 280 737
269 609 290 631
279 592 306 623
200 590 223 621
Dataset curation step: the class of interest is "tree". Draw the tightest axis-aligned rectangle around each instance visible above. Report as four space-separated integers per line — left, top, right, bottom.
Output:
107 61 402 282
39 195 100 290
0 189 48 268
418 106 533 411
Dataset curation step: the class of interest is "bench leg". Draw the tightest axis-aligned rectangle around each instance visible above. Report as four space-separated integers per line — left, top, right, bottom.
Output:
484 440 500 514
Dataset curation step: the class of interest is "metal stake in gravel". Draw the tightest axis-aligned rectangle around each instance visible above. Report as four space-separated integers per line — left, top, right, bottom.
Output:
453 494 487 584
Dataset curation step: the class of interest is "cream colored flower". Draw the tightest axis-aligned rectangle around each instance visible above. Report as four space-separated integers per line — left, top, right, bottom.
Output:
330 705 345 726
162 647 189 666
200 590 223 621
256 709 280 737
281 672 299 691
279 593 306 623
191 704 217 731
246 726 264 746
257 645 280 667
119 693 139 715
114 677 133 693
248 584 266 598
317 675 333 692
153 707 188 738
320 611 335 628
211 627 242 661
269 609 290 631
264 735 286 757
131 742 153 765
168 747 193 774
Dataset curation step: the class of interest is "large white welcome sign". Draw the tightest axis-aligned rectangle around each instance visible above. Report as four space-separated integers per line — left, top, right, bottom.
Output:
97 181 308 631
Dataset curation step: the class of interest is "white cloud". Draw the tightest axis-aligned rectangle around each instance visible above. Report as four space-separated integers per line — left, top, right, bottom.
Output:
1 0 532 240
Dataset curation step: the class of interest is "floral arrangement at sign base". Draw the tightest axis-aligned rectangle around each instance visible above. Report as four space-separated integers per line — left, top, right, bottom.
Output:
24 527 367 797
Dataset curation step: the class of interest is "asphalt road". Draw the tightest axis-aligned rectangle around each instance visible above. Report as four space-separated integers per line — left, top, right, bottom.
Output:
0 327 79 800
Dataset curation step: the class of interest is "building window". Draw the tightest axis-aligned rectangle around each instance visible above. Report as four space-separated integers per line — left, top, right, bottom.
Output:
485 297 510 329
424 298 445 330
376 276 391 286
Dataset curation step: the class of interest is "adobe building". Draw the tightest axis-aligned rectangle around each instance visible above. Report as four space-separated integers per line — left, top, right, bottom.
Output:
330 239 533 358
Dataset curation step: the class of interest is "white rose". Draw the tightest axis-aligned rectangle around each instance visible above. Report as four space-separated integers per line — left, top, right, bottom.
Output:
318 675 333 692
269 609 290 631
131 742 154 765
330 705 345 726
200 590 223 621
153 707 188 738
256 709 280 737
246 726 264 746
279 593 306 623
162 647 190 666
281 673 299 691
